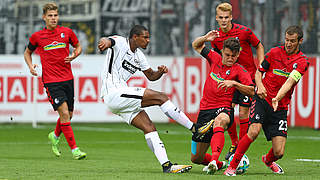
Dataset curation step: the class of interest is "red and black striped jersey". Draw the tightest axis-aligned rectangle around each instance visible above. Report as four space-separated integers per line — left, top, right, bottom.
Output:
28 25 79 83
211 23 260 80
200 47 253 110
258 46 309 110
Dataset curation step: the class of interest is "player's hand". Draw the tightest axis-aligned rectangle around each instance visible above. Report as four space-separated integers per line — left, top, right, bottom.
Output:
158 65 168 74
256 85 267 99
218 80 234 92
98 38 108 52
29 64 38 76
64 51 77 63
272 97 279 111
205 30 219 41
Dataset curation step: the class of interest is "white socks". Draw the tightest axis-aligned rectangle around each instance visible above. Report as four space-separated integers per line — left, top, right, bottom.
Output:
145 131 169 165
160 100 194 129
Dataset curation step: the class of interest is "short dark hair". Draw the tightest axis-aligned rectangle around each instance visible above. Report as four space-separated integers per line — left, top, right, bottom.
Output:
285 25 303 41
129 25 148 38
43 2 58 15
223 38 240 53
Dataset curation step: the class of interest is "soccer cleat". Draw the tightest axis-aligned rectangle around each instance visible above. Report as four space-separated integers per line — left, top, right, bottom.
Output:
163 162 192 173
224 167 237 176
48 131 61 157
206 160 218 174
203 161 227 172
262 155 284 174
192 119 215 139
225 145 237 160
72 148 87 160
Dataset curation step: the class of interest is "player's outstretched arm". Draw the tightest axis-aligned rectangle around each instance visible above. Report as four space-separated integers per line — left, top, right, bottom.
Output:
272 76 297 111
24 47 38 76
143 65 168 81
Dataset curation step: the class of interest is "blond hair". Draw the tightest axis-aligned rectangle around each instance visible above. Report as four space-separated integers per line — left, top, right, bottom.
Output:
43 2 58 15
216 2 232 14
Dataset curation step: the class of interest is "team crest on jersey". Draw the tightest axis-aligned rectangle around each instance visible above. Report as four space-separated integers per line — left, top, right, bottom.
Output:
293 63 297 69
226 70 230 75
61 33 65 38
255 114 260 120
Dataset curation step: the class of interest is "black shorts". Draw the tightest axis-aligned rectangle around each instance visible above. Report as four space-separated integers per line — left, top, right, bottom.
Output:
232 90 252 107
192 107 234 143
249 94 288 141
44 79 74 111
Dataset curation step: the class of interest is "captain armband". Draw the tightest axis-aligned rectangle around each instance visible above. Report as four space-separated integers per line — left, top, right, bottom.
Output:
289 70 302 82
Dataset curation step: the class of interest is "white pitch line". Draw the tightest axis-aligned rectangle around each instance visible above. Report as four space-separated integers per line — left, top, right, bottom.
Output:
296 159 320 162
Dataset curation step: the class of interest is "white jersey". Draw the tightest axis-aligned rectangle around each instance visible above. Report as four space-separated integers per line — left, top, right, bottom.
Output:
100 36 150 98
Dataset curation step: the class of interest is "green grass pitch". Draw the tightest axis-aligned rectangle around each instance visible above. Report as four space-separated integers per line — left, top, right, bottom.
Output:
0 123 319 179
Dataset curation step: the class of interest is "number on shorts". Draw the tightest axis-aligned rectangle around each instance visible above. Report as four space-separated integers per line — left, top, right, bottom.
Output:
278 120 287 131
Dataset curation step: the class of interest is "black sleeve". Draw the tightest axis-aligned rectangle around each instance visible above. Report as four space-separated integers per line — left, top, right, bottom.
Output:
27 42 37 51
108 38 115 47
200 47 211 59
258 59 270 72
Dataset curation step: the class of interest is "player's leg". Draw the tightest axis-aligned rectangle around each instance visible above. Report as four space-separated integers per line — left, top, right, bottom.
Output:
225 96 264 176
261 110 287 174
225 91 241 160
45 82 63 157
131 110 192 173
142 88 213 135
208 111 231 174
191 109 224 171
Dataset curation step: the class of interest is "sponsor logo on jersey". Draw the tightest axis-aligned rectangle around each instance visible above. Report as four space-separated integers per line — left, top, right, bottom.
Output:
122 60 141 74
61 33 65 38
210 72 224 83
44 41 66 51
226 70 230 75
293 63 297 69
273 69 290 77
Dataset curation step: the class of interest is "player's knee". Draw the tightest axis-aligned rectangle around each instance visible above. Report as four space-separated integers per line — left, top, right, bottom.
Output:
158 92 169 103
190 155 203 164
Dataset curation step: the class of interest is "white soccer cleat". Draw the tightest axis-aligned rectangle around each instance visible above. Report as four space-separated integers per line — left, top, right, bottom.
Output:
164 164 192 173
206 160 218 174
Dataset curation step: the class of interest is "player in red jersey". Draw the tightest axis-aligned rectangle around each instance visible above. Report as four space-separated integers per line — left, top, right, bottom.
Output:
211 2 265 160
224 26 309 176
190 30 254 174
23 3 86 160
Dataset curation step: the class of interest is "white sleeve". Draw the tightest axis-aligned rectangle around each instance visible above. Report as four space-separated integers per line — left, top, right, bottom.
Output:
136 50 150 71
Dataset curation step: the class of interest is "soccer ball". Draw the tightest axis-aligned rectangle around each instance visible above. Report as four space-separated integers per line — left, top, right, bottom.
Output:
227 154 250 174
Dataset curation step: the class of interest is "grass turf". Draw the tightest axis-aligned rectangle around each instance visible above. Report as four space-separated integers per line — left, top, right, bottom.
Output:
0 123 319 180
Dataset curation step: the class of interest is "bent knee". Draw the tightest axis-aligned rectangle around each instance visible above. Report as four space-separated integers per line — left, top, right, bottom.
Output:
191 155 203 164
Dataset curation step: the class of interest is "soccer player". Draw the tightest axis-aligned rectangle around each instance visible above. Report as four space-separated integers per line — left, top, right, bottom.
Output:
224 25 309 176
190 30 254 174
211 2 265 160
24 3 86 160
98 25 211 173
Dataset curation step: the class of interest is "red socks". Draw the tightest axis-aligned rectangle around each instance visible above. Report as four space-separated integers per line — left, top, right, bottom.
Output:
210 127 225 161
61 122 77 150
239 118 249 140
265 148 279 165
202 153 212 165
227 122 239 146
230 134 253 169
54 118 62 137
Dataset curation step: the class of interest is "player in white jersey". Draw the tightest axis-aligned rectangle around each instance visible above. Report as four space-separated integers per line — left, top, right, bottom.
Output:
98 25 213 173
